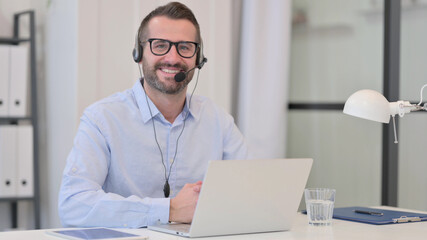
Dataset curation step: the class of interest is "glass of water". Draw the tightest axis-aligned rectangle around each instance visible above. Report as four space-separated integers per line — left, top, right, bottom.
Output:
304 188 336 226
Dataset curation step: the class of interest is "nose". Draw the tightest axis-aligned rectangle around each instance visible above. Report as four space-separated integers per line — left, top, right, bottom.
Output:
164 44 181 62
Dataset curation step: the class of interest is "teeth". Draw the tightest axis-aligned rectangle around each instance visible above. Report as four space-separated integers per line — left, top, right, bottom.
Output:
161 68 180 74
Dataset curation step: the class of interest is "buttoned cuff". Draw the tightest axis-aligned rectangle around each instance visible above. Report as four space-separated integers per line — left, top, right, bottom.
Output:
147 197 170 226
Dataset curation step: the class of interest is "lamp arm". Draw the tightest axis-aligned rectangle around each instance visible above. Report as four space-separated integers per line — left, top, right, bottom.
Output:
389 101 415 117
392 84 427 116
410 104 427 112
390 99 427 117
417 84 427 106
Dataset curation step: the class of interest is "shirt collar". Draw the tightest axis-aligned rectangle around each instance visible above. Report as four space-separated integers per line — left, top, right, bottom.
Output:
132 79 200 124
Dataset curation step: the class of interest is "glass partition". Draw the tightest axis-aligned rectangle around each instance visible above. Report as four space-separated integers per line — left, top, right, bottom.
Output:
288 0 384 208
398 0 427 211
290 0 384 103
287 111 381 208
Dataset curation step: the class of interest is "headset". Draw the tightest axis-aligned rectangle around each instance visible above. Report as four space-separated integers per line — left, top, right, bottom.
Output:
132 29 205 66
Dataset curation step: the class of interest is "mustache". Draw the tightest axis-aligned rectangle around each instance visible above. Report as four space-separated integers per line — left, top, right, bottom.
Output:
154 62 188 72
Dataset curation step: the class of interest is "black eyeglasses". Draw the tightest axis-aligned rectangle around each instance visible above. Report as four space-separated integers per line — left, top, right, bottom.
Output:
144 38 199 58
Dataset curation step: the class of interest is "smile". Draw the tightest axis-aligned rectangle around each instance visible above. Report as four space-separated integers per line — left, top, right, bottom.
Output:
160 68 181 74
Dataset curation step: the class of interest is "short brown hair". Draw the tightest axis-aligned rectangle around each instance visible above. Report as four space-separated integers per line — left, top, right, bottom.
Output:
138 2 201 43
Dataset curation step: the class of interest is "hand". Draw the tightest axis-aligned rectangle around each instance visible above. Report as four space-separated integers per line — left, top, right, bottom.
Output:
169 181 202 223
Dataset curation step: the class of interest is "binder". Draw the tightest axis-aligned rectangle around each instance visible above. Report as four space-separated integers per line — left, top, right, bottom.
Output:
333 206 427 225
8 45 29 117
0 46 10 116
16 125 33 197
0 125 17 197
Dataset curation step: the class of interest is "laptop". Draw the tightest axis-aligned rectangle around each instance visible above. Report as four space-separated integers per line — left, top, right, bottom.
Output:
148 158 313 238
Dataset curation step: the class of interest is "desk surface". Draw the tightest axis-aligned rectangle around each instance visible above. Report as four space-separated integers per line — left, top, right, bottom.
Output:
1 207 427 240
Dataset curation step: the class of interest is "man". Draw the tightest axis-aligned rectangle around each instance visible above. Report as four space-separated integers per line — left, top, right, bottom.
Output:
58 2 248 228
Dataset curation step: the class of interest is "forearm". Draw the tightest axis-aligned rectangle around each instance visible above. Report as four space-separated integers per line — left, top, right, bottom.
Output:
59 185 170 228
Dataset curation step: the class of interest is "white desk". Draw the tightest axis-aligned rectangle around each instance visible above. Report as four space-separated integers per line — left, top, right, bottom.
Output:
1 207 426 240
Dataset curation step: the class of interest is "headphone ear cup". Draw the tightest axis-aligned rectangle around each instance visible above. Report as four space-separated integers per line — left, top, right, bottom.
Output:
196 40 204 66
133 45 143 63
132 31 143 63
196 51 200 66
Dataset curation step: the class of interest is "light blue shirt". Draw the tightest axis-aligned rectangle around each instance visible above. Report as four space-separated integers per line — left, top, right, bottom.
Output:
58 80 248 228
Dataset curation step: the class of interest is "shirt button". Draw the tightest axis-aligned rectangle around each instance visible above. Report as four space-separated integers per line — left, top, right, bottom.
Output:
71 167 77 173
169 158 173 163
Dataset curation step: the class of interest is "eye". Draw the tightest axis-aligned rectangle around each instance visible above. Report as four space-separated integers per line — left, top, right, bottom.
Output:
179 46 190 52
152 40 169 51
179 43 193 53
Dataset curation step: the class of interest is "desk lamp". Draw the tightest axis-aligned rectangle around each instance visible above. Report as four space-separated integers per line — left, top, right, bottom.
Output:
343 84 427 143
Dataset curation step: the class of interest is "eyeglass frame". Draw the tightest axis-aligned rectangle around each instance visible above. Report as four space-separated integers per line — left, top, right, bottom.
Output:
142 38 200 58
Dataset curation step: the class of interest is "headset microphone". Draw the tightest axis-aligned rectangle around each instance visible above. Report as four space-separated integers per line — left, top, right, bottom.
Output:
174 57 208 82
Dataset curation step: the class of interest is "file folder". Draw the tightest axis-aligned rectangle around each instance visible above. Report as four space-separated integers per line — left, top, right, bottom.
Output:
0 125 17 197
333 206 427 225
16 125 33 197
0 46 10 116
9 45 29 117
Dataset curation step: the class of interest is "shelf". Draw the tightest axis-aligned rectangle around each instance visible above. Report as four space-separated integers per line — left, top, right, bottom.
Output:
0 10 40 230
0 38 30 45
0 197 34 202
0 117 32 121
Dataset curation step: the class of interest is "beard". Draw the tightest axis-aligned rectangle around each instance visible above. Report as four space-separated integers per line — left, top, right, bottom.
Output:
142 59 194 95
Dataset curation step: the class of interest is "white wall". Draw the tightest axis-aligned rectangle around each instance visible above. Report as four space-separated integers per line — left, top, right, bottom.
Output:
44 0 78 229
237 0 291 159
76 0 137 116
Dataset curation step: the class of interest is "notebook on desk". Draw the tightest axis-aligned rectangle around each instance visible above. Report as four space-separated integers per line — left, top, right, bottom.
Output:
333 206 427 225
148 158 313 238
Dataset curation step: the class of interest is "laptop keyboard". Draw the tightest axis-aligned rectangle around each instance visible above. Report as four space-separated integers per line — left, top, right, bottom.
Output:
166 223 191 233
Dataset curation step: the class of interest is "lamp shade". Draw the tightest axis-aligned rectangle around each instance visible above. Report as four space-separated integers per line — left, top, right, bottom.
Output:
343 89 390 123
